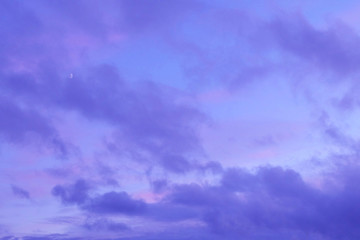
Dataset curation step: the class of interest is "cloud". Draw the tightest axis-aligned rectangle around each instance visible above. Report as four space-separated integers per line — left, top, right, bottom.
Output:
83 191 147 215
146 202 199 222
49 163 360 239
52 180 146 216
0 0 207 172
150 179 168 193
11 185 30 199
42 163 342 239
52 179 91 205
117 0 203 34
0 97 55 142
52 179 200 223
1 27 206 170
268 14 360 75
158 164 360 239
0 237 20 240
21 234 81 240
5 1 360 240
83 218 129 232
7 64 205 172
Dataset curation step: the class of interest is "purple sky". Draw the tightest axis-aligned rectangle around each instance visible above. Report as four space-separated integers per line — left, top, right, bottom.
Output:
2 0 360 239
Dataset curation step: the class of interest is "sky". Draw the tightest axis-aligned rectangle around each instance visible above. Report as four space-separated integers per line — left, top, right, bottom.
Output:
2 0 360 239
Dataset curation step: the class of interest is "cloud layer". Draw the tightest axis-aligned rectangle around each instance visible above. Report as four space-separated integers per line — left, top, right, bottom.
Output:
2 0 360 239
